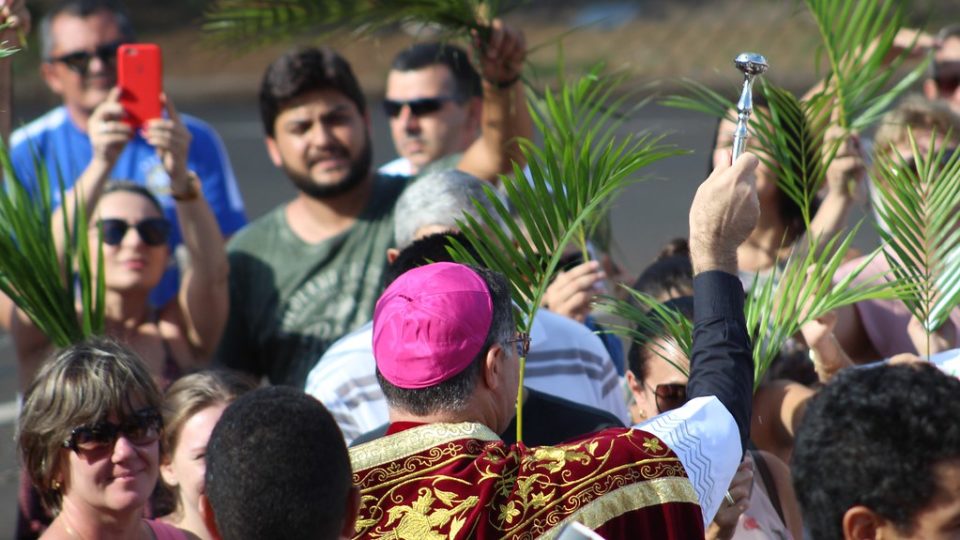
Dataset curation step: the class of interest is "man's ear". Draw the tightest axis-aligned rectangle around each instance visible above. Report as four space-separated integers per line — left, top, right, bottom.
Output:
40 63 64 96
264 136 283 168
339 486 361 539
842 505 883 540
386 248 400 264
481 344 504 391
199 494 222 540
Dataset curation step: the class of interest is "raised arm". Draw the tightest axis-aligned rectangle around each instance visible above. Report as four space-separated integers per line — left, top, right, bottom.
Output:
50 87 131 256
687 151 759 453
150 96 229 363
457 19 532 183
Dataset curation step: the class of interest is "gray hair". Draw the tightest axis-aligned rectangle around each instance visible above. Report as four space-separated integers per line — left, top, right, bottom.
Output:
41 0 136 59
394 169 507 250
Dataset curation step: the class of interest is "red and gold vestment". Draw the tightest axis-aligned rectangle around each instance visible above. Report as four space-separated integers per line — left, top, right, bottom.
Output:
350 422 703 539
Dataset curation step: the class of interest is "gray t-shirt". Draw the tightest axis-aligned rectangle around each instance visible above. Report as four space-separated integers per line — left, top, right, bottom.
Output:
216 173 409 386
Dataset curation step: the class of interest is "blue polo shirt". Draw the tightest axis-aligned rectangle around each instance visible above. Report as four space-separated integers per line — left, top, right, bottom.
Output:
10 106 248 307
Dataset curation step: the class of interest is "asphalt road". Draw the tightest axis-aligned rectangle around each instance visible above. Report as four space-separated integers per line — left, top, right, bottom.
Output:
0 95 879 536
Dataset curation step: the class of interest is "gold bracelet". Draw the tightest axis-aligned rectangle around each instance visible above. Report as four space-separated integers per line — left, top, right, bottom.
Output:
171 171 201 202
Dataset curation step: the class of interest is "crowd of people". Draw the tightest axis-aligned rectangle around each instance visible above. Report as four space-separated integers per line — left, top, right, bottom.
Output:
4 0 960 538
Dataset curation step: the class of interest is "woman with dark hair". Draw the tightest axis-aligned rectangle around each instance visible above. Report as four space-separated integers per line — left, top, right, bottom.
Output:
12 93 228 392
624 298 804 540
17 337 188 539
710 105 865 288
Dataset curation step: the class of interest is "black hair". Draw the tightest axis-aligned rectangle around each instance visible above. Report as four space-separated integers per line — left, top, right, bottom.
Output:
792 363 960 540
204 386 352 540
377 263 514 416
626 296 694 382
42 0 136 59
632 238 693 301
259 46 366 137
383 231 479 286
390 42 482 102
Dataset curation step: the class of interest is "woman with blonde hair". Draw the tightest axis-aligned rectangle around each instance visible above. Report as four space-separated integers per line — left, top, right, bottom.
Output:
156 370 255 539
17 337 188 539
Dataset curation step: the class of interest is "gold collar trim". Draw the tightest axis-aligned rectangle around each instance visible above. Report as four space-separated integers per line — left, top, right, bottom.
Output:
350 422 500 471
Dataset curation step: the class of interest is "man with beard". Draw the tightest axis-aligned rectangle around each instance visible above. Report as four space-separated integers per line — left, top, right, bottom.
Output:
215 21 528 387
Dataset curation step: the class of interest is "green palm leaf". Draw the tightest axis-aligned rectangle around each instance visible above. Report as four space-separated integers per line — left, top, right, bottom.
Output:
871 131 960 345
745 227 905 386
806 0 925 131
449 65 682 440
204 0 515 49
0 142 105 346
597 288 692 378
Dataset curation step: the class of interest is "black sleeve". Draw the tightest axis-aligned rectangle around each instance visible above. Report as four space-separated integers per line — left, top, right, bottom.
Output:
686 270 753 453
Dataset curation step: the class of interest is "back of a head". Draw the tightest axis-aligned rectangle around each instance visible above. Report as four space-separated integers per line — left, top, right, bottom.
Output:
205 387 352 540
393 169 504 251
792 363 960 540
259 46 365 137
383 231 480 287
391 42 481 101
632 238 693 301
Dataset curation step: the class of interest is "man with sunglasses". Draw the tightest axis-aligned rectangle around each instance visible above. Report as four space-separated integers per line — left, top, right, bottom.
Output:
216 20 529 389
8 0 247 310
924 25 960 115
380 42 488 177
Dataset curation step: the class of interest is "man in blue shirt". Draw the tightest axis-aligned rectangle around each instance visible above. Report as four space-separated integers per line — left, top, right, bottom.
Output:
9 0 247 309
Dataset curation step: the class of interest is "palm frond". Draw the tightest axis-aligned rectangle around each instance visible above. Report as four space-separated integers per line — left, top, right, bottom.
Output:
805 0 926 131
745 227 905 386
870 131 960 341
449 65 683 441
0 141 105 346
596 287 692 378
203 0 516 49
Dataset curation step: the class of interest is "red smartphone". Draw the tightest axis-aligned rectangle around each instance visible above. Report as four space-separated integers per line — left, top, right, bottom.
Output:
117 44 162 129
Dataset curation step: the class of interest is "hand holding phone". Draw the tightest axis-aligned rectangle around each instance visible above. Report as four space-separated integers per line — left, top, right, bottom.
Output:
117 44 162 129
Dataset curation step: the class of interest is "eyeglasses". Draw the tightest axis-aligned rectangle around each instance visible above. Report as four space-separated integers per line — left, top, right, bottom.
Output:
47 41 124 76
62 408 163 454
647 383 687 414
97 218 171 247
506 332 531 357
382 97 455 118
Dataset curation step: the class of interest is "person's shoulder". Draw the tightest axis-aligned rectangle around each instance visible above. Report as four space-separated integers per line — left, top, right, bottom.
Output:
305 322 375 392
533 309 607 353
10 107 71 150
227 206 285 252
528 388 625 427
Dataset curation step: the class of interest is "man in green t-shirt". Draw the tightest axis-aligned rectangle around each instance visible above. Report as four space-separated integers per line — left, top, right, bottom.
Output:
216 21 529 387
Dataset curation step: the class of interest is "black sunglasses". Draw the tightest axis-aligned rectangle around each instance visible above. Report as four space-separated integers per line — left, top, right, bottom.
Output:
506 332 531 357
98 218 171 247
62 408 163 454
382 96 455 118
648 383 687 414
47 40 123 75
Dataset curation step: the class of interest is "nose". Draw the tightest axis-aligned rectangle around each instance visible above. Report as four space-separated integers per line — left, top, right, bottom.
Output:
111 433 140 462
398 106 421 134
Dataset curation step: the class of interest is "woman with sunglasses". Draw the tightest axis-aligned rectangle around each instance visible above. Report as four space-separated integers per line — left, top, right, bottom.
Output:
624 297 804 540
12 92 228 392
17 337 189 539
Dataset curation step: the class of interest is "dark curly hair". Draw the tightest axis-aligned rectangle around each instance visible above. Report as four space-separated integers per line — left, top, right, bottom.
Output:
792 363 960 540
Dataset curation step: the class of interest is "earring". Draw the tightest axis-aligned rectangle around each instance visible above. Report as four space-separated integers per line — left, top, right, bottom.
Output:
51 480 61 491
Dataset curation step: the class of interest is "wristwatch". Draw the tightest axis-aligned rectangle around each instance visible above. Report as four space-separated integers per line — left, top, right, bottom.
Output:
171 171 201 202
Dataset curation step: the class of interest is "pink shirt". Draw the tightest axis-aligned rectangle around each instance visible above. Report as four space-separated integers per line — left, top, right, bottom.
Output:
146 520 190 540
836 255 960 359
